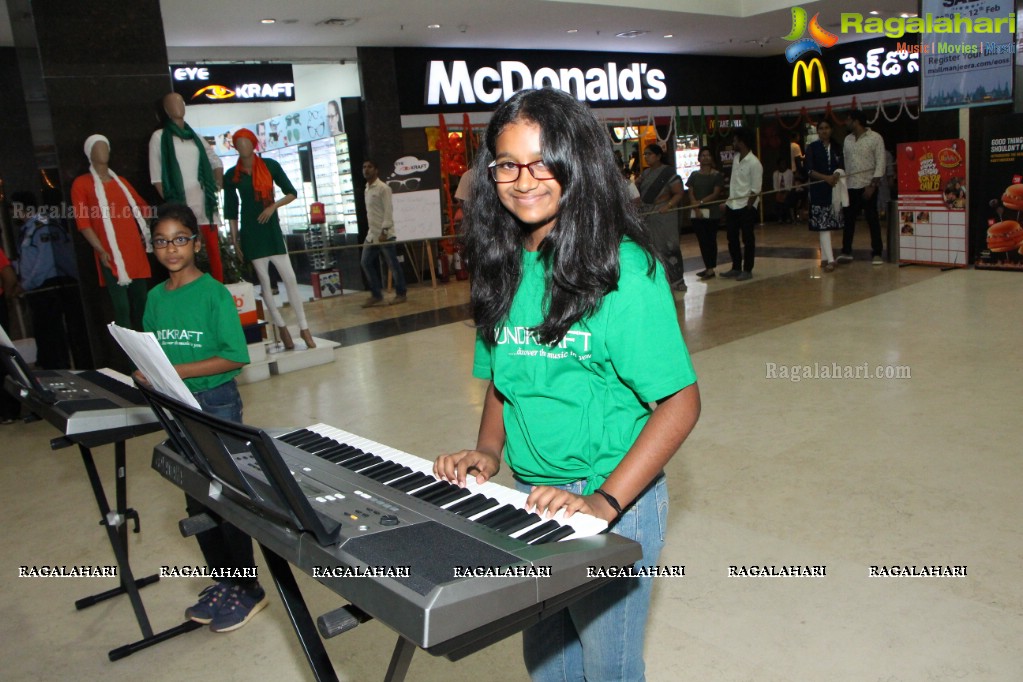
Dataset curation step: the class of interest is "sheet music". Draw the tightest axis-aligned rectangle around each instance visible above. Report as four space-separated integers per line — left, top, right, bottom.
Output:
107 323 201 409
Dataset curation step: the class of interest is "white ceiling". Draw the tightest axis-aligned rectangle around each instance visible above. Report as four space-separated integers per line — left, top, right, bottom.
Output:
2 0 918 58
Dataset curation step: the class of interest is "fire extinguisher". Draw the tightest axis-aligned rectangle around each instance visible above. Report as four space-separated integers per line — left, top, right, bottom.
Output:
436 249 450 283
309 202 325 224
453 247 468 281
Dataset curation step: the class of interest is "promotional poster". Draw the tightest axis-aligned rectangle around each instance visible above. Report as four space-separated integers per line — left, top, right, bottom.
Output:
976 114 1023 271
896 139 968 267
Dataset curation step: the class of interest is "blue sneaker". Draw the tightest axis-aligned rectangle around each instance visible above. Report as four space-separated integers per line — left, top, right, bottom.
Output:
209 584 268 633
185 582 231 624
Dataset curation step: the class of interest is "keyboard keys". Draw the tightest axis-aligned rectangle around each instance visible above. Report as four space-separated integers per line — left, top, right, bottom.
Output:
291 424 609 542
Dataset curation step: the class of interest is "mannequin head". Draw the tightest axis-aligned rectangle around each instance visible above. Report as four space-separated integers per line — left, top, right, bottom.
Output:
232 128 259 160
84 134 110 168
162 93 187 123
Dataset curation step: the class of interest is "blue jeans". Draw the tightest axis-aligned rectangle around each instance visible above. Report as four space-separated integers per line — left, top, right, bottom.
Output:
515 475 668 682
193 379 243 423
360 239 407 299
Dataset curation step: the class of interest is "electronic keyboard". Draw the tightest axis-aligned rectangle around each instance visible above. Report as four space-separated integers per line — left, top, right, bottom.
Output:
152 422 641 656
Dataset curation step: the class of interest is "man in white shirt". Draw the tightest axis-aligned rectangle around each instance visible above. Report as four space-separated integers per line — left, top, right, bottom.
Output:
149 93 225 280
840 109 886 265
721 128 763 281
361 160 407 307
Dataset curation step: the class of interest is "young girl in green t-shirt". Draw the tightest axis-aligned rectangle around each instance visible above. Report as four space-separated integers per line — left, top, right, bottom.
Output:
433 89 701 681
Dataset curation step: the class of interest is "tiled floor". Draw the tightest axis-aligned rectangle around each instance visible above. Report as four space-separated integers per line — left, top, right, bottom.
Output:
1 223 1019 681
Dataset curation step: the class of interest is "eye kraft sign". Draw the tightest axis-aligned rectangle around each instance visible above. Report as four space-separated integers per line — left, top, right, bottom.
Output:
171 63 296 104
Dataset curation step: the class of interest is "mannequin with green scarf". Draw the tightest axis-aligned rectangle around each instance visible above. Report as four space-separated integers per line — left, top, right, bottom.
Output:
148 93 226 281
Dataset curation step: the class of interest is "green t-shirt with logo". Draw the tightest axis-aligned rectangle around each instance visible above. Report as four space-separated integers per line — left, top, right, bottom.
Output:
473 239 697 495
143 273 249 393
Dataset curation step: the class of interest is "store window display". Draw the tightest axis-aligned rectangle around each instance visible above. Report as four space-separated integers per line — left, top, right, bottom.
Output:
223 128 316 350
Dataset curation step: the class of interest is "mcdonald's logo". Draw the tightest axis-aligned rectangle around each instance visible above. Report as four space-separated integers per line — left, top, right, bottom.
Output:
791 58 829 97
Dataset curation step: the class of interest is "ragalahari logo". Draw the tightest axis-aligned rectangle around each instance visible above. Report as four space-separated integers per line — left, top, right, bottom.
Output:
783 7 839 97
783 7 839 62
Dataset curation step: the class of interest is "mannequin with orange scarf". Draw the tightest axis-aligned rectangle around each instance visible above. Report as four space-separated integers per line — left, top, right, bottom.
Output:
223 128 315 349
71 134 152 330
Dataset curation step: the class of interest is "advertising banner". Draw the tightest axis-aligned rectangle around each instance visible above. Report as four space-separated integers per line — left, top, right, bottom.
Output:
976 114 1023 271
920 0 1015 110
896 139 968 266
382 151 443 241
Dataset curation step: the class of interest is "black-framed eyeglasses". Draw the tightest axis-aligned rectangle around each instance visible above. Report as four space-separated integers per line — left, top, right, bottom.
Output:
307 122 326 137
152 235 198 249
488 159 556 183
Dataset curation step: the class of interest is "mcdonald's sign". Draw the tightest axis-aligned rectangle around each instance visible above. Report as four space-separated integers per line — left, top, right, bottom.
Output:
791 58 829 97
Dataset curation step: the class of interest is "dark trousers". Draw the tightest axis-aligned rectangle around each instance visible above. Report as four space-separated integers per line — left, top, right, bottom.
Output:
24 278 91 370
725 206 757 272
843 187 884 257
692 218 719 269
185 494 257 587
187 379 256 587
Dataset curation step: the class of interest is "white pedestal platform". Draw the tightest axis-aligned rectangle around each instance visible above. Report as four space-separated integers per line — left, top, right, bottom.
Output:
235 335 337 384
268 336 339 375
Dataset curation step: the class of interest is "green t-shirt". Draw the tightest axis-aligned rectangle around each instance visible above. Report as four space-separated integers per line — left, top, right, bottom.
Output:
473 240 697 495
143 273 250 393
223 157 296 260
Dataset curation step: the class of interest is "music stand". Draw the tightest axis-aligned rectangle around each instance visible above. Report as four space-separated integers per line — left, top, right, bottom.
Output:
136 380 345 681
1 342 200 661
135 380 342 546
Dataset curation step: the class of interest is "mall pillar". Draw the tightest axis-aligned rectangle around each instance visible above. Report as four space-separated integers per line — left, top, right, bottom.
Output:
8 0 171 370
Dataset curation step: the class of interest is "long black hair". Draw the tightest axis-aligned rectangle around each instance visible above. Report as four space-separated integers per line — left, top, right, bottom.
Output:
464 88 654 346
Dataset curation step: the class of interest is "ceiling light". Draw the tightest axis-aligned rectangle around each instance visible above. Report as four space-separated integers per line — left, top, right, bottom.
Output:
615 30 650 38
427 24 441 29
869 10 880 15
261 18 276 24
663 34 673 38
567 29 578 33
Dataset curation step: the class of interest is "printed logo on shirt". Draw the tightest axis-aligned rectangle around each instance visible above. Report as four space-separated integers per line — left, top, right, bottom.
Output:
495 326 592 361
155 329 205 347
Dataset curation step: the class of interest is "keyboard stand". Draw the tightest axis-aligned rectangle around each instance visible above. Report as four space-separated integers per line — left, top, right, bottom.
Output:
53 436 202 660
260 545 340 682
259 542 418 682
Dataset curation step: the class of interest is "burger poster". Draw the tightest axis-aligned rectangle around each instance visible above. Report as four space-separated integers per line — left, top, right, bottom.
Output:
977 114 1023 272
896 139 967 267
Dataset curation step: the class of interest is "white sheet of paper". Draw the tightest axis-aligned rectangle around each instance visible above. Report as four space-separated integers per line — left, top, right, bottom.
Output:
107 323 201 409
0 323 13 348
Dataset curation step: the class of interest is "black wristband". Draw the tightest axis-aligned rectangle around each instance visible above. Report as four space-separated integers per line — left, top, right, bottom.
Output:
593 488 624 521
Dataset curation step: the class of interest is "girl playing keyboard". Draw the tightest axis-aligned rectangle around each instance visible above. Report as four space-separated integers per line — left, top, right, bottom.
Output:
434 88 701 682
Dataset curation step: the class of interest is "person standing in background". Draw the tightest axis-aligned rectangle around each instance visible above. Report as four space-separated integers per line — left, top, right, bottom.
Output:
804 120 844 273
71 134 152 330
721 128 763 282
0 246 22 423
638 143 686 291
149 93 225 281
360 160 408 307
687 147 725 279
840 110 886 265
13 192 90 370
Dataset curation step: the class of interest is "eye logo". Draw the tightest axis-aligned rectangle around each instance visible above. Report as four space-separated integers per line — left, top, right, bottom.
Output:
782 7 839 63
192 85 236 101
